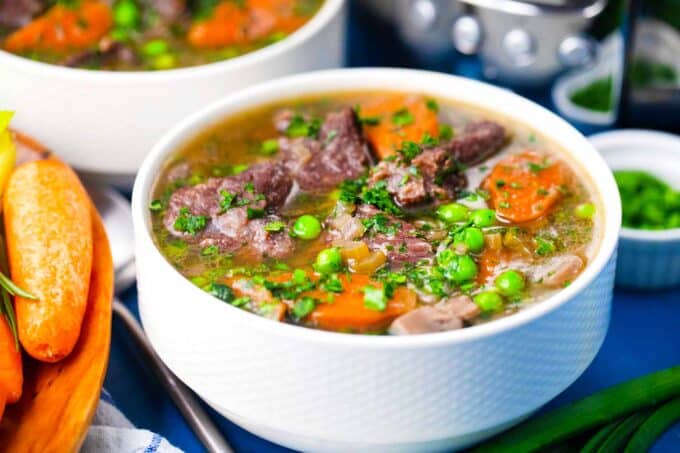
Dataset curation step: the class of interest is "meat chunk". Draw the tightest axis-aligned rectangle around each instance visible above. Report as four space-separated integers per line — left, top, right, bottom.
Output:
164 162 294 258
530 254 585 289
446 121 507 165
0 0 45 28
369 148 466 206
389 305 460 335
278 108 370 192
389 295 481 335
366 121 505 207
148 0 185 22
327 204 433 266
62 38 138 68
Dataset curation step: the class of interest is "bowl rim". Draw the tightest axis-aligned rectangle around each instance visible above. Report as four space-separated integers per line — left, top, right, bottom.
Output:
589 128 680 242
132 68 621 349
0 0 344 81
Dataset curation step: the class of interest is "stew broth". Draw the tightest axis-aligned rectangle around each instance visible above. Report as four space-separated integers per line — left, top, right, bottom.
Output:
150 92 601 335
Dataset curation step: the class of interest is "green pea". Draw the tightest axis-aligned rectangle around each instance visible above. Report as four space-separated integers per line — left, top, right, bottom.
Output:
471 209 496 227
474 291 504 312
113 0 139 29
293 215 322 240
436 202 469 223
314 248 342 274
151 54 177 70
143 39 170 57
444 254 478 283
458 227 485 253
495 270 525 296
574 202 595 219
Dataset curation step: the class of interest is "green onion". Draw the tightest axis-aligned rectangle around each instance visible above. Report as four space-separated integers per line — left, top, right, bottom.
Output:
260 139 279 155
597 410 653 452
624 397 680 453
472 366 680 453
581 419 623 453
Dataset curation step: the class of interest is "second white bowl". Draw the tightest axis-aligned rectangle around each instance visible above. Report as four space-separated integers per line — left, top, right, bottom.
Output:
0 0 346 187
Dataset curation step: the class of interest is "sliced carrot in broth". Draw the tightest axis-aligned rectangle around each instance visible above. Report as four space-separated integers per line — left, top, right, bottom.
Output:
483 151 565 223
305 274 416 333
360 95 439 160
4 1 112 53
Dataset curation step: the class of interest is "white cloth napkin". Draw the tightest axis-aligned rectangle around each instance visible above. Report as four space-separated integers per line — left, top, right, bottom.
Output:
80 390 183 453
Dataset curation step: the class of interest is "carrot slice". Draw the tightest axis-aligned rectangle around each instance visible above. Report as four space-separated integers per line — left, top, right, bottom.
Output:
360 95 440 160
4 158 93 362
188 0 302 49
305 274 416 333
4 1 112 53
0 315 21 404
483 151 565 223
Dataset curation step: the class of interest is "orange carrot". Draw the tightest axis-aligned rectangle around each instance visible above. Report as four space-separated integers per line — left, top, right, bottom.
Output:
305 274 416 333
188 0 301 48
4 1 112 53
483 151 565 223
360 95 440 160
0 314 21 404
0 388 5 421
4 159 93 362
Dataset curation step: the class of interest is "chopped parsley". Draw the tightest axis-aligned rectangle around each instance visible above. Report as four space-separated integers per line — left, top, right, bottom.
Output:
286 114 321 138
209 283 235 303
439 124 454 141
362 213 400 235
219 190 236 212
535 237 556 256
420 131 439 147
320 273 344 293
362 285 387 311
174 208 208 235
391 108 414 127
495 180 506 188
244 182 255 193
425 98 439 112
264 220 286 232
528 159 550 174
201 245 219 256
149 199 163 212
260 139 279 155
361 180 402 215
398 141 422 161
292 296 317 320
246 207 265 219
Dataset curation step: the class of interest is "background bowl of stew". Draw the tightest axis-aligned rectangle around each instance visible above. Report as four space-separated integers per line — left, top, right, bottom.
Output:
132 68 621 452
0 0 345 187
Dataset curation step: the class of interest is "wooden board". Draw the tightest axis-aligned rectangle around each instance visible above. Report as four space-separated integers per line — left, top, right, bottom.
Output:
0 206 113 452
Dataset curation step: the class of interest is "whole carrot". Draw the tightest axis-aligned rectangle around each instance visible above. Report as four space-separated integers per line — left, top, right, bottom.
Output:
4 159 93 362
0 313 21 403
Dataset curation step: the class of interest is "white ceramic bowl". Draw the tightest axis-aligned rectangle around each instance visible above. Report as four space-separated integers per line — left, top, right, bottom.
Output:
590 129 680 290
132 69 621 452
0 0 345 187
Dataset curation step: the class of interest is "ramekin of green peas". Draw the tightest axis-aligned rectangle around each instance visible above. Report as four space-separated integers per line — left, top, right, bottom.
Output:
590 129 680 289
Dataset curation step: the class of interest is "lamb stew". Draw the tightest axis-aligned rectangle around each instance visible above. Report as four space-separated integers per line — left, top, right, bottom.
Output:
0 0 323 70
149 92 601 335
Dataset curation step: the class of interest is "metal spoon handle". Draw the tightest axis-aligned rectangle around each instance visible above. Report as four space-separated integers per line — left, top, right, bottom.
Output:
113 299 233 453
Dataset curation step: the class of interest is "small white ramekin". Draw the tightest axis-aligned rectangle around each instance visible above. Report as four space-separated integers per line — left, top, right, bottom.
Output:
590 129 680 290
0 0 346 186
132 69 621 452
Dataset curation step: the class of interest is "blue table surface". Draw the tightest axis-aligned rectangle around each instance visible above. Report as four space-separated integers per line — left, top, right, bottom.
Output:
105 3 680 452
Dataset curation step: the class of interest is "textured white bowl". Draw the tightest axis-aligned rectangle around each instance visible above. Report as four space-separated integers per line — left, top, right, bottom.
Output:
132 69 621 452
0 0 345 186
590 129 680 290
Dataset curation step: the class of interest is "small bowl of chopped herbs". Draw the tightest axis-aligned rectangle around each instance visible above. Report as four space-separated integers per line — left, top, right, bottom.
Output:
590 129 680 289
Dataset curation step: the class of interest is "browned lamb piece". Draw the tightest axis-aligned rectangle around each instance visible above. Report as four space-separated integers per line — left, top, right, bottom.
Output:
164 162 294 259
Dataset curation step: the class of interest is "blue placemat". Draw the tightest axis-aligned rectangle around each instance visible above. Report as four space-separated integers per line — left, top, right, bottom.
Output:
105 2 680 451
